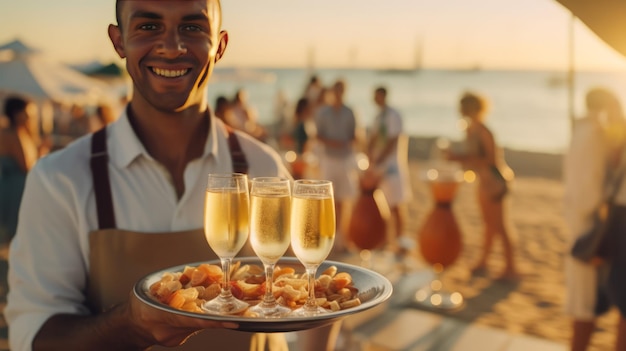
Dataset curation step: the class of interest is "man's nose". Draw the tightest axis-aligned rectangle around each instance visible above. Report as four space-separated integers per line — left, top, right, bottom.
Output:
156 29 187 57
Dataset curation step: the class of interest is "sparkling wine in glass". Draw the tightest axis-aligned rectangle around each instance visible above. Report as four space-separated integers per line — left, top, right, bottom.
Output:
247 177 293 317
290 179 336 316
203 173 250 315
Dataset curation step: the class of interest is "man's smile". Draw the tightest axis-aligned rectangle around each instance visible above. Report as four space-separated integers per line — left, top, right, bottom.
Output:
150 67 190 78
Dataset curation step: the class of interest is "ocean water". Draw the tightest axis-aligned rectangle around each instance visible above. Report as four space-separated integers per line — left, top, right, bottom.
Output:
208 68 626 155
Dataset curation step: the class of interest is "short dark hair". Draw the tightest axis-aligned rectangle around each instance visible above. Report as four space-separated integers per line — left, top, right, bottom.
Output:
115 0 222 30
295 97 309 116
115 0 122 29
3 96 29 127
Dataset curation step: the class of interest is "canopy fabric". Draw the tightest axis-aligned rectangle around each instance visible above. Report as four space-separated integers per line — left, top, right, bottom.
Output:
0 53 112 105
555 0 626 57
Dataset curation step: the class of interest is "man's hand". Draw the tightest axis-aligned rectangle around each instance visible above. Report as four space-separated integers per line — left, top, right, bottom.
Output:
127 291 239 347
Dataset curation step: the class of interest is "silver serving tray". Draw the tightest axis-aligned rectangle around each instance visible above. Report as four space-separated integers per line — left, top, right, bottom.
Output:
134 256 393 333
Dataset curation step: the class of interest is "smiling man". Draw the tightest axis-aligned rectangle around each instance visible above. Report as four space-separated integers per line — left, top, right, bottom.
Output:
5 1 293 350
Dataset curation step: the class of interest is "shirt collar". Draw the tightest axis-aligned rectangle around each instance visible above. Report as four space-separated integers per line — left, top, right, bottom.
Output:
107 107 220 169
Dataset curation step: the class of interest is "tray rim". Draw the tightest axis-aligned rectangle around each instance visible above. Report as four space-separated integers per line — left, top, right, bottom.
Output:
133 256 394 332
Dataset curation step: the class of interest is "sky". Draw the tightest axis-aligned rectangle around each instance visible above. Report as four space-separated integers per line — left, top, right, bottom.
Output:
1 0 625 71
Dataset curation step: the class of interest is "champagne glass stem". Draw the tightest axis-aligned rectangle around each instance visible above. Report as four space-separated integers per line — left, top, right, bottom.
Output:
261 263 276 304
304 266 318 310
220 258 233 297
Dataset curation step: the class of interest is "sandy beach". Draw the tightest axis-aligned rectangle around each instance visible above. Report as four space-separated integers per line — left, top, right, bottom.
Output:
396 137 619 351
0 136 619 351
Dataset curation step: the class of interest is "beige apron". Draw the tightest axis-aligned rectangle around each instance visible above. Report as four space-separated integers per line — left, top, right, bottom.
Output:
85 126 288 350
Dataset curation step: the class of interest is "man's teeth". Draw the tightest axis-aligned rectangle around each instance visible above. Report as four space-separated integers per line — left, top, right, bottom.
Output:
152 68 188 77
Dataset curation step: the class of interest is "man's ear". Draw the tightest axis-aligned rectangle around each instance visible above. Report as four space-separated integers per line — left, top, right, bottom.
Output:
108 24 126 59
215 31 228 63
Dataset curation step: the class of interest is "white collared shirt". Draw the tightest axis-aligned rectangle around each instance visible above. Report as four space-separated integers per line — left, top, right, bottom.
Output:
6 111 291 350
370 105 403 167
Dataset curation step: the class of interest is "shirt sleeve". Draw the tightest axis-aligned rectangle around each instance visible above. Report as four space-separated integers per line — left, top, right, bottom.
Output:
6 163 91 351
386 110 403 138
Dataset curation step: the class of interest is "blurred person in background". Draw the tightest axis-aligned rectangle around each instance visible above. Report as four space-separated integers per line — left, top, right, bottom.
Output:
0 96 44 242
214 95 237 128
292 97 314 156
314 79 360 256
365 86 412 255
447 91 518 280
303 74 323 105
563 87 626 351
287 97 315 179
66 104 92 140
230 88 268 141
89 102 118 132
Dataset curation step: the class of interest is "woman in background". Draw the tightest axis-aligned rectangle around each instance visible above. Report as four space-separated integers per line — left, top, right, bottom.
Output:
230 88 268 141
0 96 42 242
448 91 518 280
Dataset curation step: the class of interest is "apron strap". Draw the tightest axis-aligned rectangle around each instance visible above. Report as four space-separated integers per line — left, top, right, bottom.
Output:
90 127 117 229
90 115 249 230
226 125 249 174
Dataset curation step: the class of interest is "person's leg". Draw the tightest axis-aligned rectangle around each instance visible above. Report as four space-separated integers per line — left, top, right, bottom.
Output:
616 315 626 351
491 199 517 278
571 319 595 351
472 189 495 272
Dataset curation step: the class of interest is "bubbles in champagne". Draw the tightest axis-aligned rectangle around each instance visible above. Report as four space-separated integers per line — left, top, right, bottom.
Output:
204 189 250 258
250 193 291 263
290 194 335 265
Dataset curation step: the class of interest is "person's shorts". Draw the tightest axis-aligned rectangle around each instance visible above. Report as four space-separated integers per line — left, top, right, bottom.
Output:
378 163 412 207
319 154 358 201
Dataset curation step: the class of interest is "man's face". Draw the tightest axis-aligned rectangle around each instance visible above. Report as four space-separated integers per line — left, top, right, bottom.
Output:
374 91 384 107
109 0 226 112
333 83 345 103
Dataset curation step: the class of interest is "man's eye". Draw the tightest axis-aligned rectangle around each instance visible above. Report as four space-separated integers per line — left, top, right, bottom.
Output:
182 24 203 32
139 23 159 31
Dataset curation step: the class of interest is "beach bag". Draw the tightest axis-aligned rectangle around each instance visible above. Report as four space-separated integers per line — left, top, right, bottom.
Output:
570 202 617 263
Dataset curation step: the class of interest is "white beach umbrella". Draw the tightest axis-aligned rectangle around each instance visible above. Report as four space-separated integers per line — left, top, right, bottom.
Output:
0 40 113 106
0 55 112 106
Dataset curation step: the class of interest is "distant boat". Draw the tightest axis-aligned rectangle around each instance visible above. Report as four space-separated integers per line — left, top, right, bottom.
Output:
378 37 423 75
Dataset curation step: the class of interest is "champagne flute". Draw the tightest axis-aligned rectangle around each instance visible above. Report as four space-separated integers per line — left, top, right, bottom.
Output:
203 173 250 315
290 179 336 316
247 177 292 317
